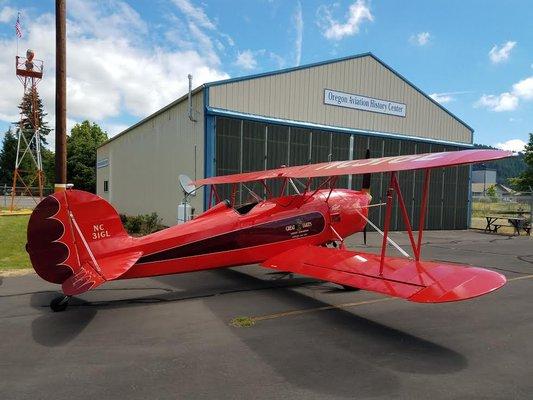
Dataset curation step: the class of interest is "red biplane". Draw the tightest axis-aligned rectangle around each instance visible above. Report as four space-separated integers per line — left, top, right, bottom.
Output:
27 148 511 312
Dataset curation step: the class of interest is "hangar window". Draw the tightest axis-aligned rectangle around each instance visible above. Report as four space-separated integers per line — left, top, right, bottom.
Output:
104 180 109 192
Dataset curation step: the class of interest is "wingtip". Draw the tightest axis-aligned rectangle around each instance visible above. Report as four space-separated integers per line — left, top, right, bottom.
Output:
409 268 507 303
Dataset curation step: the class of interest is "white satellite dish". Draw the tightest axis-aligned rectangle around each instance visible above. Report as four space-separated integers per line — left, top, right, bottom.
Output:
179 174 196 197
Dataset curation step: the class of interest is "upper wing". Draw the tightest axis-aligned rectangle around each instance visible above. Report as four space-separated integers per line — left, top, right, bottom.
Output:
262 245 506 303
194 149 511 186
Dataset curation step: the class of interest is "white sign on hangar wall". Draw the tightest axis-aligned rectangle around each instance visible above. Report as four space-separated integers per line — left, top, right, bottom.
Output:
324 89 407 117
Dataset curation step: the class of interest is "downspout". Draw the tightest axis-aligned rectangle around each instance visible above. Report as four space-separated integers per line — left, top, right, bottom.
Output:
188 74 197 123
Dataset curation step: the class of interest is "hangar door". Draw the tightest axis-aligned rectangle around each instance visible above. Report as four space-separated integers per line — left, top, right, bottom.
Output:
214 116 469 230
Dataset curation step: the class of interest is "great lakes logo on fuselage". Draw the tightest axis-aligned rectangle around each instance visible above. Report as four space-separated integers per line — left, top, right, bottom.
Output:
285 218 313 238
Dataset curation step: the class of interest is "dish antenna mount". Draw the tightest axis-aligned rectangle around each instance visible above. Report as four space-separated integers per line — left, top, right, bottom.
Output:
179 174 196 197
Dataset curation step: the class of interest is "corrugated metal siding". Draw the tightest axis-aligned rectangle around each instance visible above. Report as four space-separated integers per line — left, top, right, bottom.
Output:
96 91 205 226
214 116 470 230
266 125 289 196
209 55 472 144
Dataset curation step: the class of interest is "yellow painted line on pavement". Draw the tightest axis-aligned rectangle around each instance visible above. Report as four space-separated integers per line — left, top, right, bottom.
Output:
508 274 533 282
253 297 393 322
244 274 533 325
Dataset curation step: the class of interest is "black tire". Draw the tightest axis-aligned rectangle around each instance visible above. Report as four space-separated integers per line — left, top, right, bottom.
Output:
341 285 360 291
50 296 69 312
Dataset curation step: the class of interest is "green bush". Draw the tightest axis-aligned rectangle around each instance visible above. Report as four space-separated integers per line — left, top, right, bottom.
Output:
140 212 163 235
120 212 164 235
124 215 143 234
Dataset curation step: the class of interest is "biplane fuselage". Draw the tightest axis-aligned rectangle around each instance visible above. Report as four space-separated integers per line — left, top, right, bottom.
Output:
27 148 511 311
122 189 370 279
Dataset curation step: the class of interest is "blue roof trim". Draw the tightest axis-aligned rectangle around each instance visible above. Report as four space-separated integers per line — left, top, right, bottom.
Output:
204 52 474 137
206 106 473 148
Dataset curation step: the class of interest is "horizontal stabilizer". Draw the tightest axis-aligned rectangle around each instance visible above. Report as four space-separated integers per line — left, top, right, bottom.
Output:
262 246 506 303
62 251 143 296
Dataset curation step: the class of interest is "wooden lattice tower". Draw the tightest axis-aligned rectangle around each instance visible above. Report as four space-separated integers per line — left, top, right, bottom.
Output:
10 49 45 211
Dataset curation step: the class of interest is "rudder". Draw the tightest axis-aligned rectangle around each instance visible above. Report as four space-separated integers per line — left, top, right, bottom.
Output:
27 190 142 295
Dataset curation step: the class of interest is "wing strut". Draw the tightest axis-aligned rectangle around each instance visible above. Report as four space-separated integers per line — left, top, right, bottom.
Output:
378 168 432 274
354 208 410 258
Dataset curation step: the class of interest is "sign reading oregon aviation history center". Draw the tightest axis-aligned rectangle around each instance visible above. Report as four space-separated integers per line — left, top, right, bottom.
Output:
324 89 406 117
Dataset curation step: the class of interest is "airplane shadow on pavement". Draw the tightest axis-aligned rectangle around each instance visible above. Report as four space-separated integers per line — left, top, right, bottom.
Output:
30 291 97 347
204 269 469 398
28 267 467 397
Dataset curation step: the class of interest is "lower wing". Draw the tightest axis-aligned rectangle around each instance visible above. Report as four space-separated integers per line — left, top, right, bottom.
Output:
261 245 506 303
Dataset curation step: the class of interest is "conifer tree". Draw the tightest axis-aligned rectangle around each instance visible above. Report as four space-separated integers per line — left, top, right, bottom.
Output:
14 86 51 148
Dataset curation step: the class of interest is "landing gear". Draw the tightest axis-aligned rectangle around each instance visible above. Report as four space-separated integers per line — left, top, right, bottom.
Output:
341 285 360 291
50 295 70 312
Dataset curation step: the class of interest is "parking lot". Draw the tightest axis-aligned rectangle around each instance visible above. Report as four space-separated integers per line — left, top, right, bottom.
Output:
1 230 532 399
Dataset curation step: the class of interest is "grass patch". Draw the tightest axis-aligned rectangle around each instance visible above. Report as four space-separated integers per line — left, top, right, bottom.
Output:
0 215 31 270
471 201 531 218
230 316 256 328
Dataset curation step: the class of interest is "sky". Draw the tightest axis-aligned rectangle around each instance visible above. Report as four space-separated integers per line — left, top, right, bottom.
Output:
0 0 531 152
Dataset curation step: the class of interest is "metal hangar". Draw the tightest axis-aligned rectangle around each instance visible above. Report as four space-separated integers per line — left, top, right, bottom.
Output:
97 53 473 229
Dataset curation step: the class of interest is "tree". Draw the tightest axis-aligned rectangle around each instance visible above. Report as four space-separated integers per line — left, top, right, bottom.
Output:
14 86 51 147
474 143 526 186
508 133 533 191
486 184 498 201
67 121 108 193
41 148 55 187
0 128 19 184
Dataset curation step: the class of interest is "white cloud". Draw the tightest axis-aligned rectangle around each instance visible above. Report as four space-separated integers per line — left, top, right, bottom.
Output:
410 32 431 46
235 50 258 70
429 91 472 104
494 139 526 153
489 41 516 64
234 49 285 71
167 0 234 68
475 93 519 112
317 0 373 40
171 0 216 30
512 76 533 100
429 93 453 104
101 122 129 138
0 6 17 23
0 0 229 142
475 75 533 112
294 1 303 66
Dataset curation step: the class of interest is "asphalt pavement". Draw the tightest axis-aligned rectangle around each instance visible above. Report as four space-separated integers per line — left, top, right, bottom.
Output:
1 230 532 400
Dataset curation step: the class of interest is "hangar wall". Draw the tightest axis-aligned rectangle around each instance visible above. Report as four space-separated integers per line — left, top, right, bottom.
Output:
214 116 470 230
208 54 472 145
96 91 204 226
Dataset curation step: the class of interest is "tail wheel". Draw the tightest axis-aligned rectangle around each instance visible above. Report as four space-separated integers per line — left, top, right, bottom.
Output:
50 296 70 312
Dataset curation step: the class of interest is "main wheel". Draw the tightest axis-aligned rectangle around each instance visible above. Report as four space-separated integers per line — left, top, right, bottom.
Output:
50 296 69 312
341 285 360 291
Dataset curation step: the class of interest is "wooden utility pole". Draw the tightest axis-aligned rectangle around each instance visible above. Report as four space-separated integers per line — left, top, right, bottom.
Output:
55 0 67 191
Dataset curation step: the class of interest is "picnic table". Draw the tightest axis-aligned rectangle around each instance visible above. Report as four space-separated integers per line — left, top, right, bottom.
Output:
484 215 531 235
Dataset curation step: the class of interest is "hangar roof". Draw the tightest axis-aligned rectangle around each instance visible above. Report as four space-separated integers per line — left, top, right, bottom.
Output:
206 52 473 133
99 52 473 148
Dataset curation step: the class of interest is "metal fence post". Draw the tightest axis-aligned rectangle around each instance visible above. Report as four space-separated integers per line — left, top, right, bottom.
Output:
529 187 533 236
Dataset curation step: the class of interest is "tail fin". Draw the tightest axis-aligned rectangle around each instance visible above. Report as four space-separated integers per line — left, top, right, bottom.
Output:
27 190 142 295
